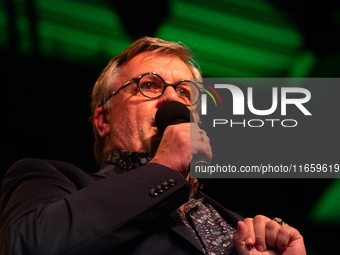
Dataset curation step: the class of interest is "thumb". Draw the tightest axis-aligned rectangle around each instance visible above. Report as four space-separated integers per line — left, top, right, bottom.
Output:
233 221 253 254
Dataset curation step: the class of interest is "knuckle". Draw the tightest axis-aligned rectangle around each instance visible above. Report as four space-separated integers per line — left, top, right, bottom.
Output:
266 220 279 230
278 226 290 236
243 217 253 224
253 214 266 223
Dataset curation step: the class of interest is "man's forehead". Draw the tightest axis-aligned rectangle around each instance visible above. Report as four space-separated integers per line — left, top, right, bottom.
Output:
117 52 192 83
121 52 181 73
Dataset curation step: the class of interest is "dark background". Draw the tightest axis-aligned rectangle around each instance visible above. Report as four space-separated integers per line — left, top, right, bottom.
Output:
1 1 340 254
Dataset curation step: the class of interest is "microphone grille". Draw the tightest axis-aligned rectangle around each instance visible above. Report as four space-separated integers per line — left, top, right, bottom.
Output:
155 101 192 134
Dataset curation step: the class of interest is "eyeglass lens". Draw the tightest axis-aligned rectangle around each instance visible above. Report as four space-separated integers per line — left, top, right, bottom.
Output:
139 74 199 105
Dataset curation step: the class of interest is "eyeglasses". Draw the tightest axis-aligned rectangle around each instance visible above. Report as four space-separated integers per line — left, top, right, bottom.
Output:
104 72 201 106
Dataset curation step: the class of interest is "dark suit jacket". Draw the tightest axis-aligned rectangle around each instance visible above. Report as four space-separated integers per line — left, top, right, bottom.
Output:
0 158 242 255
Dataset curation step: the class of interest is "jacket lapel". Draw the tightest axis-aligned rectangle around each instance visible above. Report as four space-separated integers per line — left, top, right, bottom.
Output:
162 211 205 254
203 195 244 229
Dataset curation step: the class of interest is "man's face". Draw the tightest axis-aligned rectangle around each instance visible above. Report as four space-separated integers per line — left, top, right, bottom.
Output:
104 52 195 154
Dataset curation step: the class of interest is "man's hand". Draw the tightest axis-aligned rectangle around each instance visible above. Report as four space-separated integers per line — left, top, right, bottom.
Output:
233 215 306 255
150 123 212 178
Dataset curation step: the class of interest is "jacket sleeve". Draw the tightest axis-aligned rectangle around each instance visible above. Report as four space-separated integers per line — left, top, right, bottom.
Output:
0 158 190 255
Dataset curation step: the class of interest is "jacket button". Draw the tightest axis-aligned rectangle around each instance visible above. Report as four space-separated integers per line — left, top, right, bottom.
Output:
162 181 169 190
150 188 158 197
168 179 176 187
156 185 164 193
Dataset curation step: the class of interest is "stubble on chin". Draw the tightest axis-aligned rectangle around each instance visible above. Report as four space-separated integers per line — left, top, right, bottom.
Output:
110 114 160 154
137 120 161 155
130 112 159 154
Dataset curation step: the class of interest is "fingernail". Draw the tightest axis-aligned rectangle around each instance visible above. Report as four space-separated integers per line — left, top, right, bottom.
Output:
246 237 253 246
257 245 265 252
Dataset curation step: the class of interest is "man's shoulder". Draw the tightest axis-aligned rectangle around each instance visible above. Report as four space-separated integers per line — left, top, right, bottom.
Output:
8 158 85 175
3 158 96 190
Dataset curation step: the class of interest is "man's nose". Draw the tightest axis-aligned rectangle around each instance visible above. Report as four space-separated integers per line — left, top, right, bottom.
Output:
160 86 179 103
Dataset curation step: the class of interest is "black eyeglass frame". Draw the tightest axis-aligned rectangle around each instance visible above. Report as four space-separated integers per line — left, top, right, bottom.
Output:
103 72 201 106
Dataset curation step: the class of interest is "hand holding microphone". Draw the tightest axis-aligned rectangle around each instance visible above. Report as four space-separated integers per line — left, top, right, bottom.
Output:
151 101 212 181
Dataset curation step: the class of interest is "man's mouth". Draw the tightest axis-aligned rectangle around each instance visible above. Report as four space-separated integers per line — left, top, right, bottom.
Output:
151 121 157 130
152 121 161 135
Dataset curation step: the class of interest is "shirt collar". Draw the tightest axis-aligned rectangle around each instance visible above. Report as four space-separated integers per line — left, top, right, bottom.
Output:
101 150 152 171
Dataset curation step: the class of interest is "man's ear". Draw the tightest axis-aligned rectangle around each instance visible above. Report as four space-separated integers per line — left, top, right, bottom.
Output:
94 106 111 138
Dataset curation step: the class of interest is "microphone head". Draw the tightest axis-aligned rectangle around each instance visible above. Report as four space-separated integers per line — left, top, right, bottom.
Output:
155 101 193 134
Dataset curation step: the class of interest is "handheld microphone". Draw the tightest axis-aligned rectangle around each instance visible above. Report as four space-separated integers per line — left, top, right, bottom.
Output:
155 101 211 183
155 101 192 135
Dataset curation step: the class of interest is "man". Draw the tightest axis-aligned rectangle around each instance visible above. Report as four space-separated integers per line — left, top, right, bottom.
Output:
0 37 305 254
